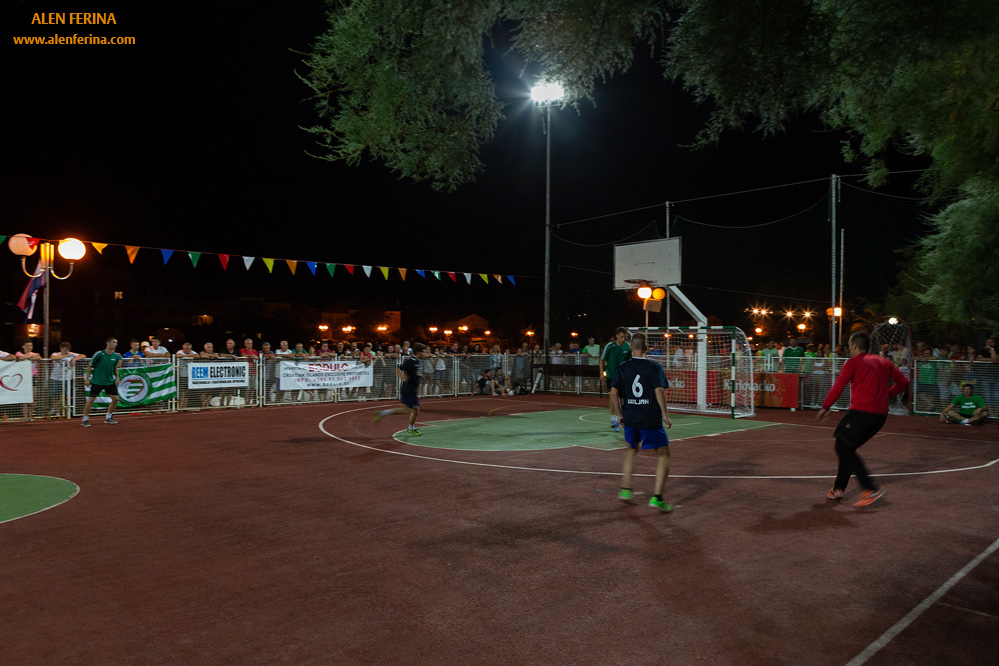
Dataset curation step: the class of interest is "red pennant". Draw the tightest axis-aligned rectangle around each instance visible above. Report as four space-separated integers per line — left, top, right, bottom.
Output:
27 237 41 250
447 272 456 282
344 264 355 275
219 254 230 270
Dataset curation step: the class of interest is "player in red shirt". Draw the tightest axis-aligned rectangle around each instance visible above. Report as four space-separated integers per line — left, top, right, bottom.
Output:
817 331 909 508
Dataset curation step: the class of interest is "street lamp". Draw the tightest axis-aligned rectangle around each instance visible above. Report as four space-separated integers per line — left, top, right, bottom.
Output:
531 80 564 361
8 234 86 357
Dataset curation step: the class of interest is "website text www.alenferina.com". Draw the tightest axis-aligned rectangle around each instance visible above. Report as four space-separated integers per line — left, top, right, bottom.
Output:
12 12 135 46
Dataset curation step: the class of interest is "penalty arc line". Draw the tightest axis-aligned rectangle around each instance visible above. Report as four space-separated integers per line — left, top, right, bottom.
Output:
845 535 999 666
319 407 999 479
0 474 81 525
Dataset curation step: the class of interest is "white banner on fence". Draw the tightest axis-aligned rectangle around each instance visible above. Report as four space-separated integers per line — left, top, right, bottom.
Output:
188 362 250 388
278 360 373 390
0 363 34 405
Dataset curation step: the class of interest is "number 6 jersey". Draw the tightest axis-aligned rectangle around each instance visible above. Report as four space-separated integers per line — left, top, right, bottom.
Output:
610 357 670 428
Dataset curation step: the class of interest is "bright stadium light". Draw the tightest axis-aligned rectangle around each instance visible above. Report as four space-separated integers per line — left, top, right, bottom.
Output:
888 317 899 325
637 286 652 299
531 82 564 104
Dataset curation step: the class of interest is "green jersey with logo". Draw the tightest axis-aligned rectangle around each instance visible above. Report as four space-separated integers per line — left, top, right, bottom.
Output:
89 350 122 385
601 341 632 380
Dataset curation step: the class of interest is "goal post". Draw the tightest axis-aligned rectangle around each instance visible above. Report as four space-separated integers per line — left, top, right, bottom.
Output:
628 325 755 418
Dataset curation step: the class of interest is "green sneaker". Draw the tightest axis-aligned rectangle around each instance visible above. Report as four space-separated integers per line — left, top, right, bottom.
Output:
373 411 384 423
649 497 673 513
407 428 422 436
618 489 633 501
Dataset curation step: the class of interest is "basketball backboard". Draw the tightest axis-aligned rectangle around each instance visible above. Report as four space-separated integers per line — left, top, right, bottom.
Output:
613 237 681 290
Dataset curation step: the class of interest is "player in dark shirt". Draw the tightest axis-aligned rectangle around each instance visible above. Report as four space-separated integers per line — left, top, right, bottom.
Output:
373 343 430 436
609 332 674 512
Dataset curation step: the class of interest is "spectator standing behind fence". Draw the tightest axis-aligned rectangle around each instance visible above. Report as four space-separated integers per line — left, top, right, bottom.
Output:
273 341 295 403
15 341 41 420
600 327 632 432
976 337 998 409
144 337 170 361
122 339 145 367
940 383 990 425
782 338 805 373
199 342 220 407
48 342 84 417
81 337 123 427
175 342 199 409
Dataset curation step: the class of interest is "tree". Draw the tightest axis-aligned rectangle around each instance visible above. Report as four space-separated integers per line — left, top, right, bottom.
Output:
302 0 999 320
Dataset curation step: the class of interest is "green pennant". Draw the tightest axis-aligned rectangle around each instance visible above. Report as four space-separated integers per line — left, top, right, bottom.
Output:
432 271 441 280
189 252 201 267
325 263 336 278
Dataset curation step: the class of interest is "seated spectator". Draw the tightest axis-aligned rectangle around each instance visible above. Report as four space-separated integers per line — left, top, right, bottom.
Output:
940 383 989 425
493 367 515 395
476 368 503 396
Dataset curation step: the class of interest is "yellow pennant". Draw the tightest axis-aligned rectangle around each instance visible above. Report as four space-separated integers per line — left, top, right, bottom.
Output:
91 242 107 254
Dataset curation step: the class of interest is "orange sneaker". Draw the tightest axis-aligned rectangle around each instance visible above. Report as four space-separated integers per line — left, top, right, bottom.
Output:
853 489 886 508
827 488 844 500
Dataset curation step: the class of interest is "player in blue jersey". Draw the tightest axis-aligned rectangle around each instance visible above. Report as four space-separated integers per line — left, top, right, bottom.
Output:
373 342 430 436
609 332 674 512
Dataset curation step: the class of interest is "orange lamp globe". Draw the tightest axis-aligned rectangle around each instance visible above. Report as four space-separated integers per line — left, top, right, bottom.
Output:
8 233 37 257
651 287 666 300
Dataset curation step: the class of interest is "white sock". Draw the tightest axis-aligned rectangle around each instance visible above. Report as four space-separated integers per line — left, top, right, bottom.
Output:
962 418 970 424
611 415 619 424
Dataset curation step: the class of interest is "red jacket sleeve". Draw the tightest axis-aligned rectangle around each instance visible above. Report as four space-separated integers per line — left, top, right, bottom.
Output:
822 357 854 409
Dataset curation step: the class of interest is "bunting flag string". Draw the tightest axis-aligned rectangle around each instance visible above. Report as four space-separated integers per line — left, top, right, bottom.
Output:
6 235 530 288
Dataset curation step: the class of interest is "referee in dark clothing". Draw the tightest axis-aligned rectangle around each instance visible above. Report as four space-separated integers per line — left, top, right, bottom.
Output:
817 331 909 508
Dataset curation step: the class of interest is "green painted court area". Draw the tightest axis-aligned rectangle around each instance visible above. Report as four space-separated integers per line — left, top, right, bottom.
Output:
0 474 79 524
399 409 781 451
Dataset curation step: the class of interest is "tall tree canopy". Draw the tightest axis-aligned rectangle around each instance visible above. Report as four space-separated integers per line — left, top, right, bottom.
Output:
302 0 999 323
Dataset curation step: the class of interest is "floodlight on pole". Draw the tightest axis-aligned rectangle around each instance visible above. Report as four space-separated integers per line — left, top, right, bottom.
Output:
532 79 565 372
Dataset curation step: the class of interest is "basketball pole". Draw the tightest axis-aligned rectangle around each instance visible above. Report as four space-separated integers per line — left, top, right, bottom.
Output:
543 103 552 369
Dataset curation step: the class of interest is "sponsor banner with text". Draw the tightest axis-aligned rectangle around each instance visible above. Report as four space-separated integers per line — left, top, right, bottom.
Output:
278 361 373 391
188 362 250 389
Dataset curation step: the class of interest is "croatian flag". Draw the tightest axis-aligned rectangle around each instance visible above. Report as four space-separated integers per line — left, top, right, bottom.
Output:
16 261 45 322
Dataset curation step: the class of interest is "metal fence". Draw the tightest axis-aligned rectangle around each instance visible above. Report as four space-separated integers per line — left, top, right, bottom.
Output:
3 354 994 422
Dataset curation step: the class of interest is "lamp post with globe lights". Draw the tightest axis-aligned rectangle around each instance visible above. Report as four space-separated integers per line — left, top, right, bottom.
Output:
8 234 86 357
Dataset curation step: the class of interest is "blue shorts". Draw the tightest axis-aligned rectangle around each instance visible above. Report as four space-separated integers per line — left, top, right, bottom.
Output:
623 425 669 450
400 393 420 409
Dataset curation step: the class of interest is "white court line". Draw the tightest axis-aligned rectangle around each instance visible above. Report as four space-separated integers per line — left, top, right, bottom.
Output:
320 406 999 479
0 474 80 525
845 536 999 666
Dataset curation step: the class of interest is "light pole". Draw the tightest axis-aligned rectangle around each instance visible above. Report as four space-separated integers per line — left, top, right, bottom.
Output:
8 234 86 357
531 81 564 360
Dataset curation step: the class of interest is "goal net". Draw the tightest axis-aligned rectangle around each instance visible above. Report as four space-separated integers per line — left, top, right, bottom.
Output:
870 318 913 415
628 326 755 418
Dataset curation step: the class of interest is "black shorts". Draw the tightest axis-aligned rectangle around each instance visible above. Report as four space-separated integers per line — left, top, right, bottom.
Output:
90 383 118 396
833 410 887 448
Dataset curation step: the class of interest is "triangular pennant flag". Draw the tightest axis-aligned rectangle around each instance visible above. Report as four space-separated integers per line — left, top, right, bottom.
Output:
0 235 7 246
27 237 41 250
479 274 488 283
416 270 426 278
399 268 407 281
447 272 456 282
494 275 503 283
379 267 389 280
325 263 336 278
507 275 516 286
219 254 230 270
286 260 297 275
125 246 140 264
161 249 174 265
362 265 372 278
263 258 275 273
92 242 107 254
243 256 255 270
306 261 317 275
432 271 441 280
464 273 472 283
189 252 201 267
344 264 355 275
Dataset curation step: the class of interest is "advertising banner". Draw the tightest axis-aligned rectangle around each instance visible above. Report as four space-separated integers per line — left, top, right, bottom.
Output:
278 360 373 391
118 364 178 406
0 362 34 405
751 373 800 408
188 362 250 389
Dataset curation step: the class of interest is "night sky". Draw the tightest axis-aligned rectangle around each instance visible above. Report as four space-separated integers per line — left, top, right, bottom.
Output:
4 1 928 343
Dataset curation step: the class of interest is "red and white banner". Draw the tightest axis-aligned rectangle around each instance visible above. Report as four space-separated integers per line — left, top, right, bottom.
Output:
278 360 374 391
0 362 34 405
751 373 800 408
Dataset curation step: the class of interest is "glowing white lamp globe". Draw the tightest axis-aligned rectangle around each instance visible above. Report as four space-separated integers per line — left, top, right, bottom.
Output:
531 82 564 104
58 238 86 260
